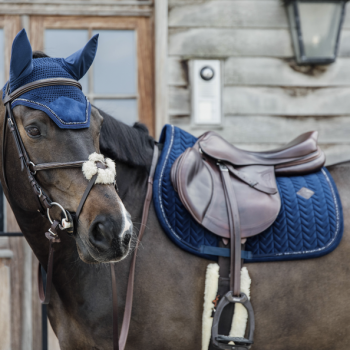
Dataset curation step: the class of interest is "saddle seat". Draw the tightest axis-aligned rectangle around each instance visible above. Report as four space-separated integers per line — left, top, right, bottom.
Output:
171 130 325 239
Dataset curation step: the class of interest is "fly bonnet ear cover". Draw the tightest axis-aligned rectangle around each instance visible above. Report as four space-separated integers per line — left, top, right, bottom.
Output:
2 29 98 129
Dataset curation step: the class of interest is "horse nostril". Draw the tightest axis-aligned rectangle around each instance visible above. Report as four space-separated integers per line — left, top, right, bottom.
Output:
89 221 113 252
123 233 131 245
94 223 106 241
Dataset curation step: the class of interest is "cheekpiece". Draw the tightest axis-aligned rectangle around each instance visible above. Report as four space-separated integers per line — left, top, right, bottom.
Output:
2 29 99 129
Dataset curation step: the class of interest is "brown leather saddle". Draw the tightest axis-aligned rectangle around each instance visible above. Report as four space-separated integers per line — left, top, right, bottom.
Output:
171 130 325 350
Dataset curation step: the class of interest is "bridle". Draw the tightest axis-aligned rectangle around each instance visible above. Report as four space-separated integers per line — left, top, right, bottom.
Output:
2 78 89 222
2 78 159 350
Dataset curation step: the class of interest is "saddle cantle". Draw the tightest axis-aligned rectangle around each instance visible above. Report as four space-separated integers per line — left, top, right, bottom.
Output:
171 131 325 239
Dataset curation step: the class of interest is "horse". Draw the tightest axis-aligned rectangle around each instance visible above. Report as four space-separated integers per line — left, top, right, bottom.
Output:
2 55 350 350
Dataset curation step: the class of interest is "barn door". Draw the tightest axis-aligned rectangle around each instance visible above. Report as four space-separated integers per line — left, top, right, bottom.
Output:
30 16 154 134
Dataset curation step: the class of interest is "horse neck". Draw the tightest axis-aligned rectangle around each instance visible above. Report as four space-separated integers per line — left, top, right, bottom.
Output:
99 115 155 221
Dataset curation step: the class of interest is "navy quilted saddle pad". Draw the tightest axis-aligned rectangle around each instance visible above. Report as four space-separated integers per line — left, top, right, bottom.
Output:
153 125 344 263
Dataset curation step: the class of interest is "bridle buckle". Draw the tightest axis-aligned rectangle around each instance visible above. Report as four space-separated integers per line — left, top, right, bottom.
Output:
60 218 73 230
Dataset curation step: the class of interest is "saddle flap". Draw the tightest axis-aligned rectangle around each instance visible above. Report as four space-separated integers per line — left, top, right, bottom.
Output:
173 143 281 239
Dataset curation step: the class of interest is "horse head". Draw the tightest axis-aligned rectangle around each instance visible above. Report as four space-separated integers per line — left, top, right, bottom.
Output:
0 29 133 264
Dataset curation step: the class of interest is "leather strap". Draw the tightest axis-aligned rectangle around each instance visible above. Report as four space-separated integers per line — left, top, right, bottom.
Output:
118 145 159 350
226 164 277 195
33 160 86 172
219 164 242 296
3 78 82 104
75 174 98 220
111 264 119 350
38 221 61 304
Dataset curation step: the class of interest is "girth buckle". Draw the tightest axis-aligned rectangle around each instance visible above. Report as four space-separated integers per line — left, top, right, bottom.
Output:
211 291 255 350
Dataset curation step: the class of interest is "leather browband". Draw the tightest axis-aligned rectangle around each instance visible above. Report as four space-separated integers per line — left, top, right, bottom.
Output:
3 78 82 104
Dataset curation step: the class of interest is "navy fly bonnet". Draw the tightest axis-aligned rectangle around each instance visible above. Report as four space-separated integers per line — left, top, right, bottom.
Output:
2 29 98 129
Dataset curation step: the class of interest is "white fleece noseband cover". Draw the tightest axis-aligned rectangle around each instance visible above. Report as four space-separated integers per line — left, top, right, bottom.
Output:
82 152 116 184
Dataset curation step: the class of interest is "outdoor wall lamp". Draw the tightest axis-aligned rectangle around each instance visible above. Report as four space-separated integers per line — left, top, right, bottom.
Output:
285 0 347 64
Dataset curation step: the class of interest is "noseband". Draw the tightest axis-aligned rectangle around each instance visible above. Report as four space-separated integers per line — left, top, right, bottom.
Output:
2 78 159 350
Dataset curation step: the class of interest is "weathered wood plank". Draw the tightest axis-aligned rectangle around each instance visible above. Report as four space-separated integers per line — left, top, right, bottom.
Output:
169 28 350 58
32 253 42 350
169 86 190 115
168 56 188 86
169 85 350 116
6 200 23 350
49 322 61 350
223 86 350 115
155 0 169 137
0 3 152 16
169 0 280 5
169 1 350 29
9 236 23 350
169 28 293 57
0 238 9 249
0 260 11 350
172 115 350 144
169 1 288 28
170 118 350 165
168 56 350 87
224 57 350 87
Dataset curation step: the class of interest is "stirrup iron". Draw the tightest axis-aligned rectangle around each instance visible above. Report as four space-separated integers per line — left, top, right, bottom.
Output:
211 292 255 350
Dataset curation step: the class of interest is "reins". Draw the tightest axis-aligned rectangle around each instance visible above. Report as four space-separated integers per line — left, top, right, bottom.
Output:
2 78 158 350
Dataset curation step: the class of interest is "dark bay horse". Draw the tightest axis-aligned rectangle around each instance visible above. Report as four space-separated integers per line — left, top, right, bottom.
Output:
1 72 350 349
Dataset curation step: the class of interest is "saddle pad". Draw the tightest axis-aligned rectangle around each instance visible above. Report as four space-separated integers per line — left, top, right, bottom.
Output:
153 125 344 262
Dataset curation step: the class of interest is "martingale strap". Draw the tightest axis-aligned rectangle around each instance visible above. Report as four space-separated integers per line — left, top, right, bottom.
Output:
117 145 159 350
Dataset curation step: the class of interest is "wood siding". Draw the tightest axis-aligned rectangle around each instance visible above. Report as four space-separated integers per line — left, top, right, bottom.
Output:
168 0 350 165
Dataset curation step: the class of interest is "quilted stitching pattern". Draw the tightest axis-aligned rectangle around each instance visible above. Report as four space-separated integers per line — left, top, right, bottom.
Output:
154 125 218 260
153 125 343 262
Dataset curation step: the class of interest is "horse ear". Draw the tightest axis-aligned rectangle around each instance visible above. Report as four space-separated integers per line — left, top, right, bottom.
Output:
9 29 33 87
62 34 99 80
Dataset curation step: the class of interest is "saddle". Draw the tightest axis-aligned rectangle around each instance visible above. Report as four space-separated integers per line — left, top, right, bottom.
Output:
171 131 325 350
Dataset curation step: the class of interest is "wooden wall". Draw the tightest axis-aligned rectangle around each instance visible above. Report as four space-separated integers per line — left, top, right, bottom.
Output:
167 0 350 165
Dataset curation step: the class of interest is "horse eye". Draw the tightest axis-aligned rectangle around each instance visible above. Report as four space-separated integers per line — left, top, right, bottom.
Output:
26 127 41 137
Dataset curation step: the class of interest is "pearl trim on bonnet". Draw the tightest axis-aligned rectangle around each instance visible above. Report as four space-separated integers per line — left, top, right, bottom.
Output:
82 152 116 184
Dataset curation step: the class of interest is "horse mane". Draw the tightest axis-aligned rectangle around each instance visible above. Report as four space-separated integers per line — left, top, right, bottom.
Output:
97 108 155 168
33 51 49 59
32 51 155 168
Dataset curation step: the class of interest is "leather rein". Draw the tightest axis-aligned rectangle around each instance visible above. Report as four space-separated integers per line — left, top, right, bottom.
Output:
2 78 159 350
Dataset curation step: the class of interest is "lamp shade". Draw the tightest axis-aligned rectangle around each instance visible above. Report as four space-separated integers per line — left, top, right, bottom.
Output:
286 0 347 64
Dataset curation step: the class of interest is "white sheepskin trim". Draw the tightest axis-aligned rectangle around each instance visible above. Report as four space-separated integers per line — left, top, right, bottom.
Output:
202 265 252 349
229 267 251 344
82 152 116 185
202 263 219 350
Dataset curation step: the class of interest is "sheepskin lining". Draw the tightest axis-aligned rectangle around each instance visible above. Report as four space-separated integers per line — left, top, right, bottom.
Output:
202 264 251 350
82 152 116 184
